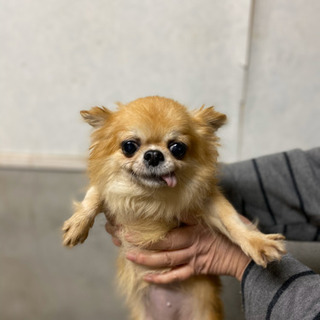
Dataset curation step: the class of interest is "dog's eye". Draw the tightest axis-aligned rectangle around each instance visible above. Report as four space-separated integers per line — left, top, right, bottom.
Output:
121 140 139 157
168 142 187 160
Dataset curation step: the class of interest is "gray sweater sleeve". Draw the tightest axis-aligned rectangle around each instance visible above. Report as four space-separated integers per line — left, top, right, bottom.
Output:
219 148 320 319
241 255 320 320
219 147 320 241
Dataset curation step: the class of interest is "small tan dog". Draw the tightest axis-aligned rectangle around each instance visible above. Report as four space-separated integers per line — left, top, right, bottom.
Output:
62 96 285 320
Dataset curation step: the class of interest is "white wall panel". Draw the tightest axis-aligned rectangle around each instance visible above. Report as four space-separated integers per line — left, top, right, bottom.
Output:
240 0 320 160
0 0 251 163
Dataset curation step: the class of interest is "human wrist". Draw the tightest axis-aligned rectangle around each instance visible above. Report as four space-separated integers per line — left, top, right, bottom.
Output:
221 243 251 281
233 250 251 281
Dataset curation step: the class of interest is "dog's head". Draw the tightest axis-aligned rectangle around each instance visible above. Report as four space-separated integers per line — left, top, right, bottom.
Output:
81 96 226 195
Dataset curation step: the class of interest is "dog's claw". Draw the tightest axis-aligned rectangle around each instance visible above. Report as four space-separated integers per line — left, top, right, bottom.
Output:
62 216 92 247
245 233 286 267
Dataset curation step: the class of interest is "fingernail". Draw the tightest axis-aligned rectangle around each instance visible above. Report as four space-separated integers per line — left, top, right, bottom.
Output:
144 275 154 282
125 233 134 242
126 253 136 262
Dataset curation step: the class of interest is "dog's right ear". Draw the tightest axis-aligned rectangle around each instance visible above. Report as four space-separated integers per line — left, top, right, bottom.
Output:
192 106 227 132
80 107 112 128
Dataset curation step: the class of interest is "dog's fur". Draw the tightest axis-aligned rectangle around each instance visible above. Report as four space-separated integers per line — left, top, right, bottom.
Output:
62 96 285 320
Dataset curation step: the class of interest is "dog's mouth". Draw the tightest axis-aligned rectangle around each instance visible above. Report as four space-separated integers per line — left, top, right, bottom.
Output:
130 170 177 188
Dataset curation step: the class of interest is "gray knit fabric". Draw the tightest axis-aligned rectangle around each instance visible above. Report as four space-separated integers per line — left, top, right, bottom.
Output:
219 148 320 241
219 148 320 319
242 255 320 320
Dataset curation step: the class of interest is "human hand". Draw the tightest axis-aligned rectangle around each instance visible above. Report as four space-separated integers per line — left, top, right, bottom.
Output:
105 217 252 283
105 221 122 247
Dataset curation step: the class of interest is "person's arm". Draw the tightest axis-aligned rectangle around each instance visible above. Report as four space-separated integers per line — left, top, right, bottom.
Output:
106 147 320 318
242 255 320 320
107 222 320 320
219 148 320 241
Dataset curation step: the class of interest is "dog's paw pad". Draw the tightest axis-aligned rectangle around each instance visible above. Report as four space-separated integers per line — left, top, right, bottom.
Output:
62 217 92 247
248 233 286 268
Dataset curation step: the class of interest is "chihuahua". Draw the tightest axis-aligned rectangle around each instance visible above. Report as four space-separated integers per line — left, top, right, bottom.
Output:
62 96 285 320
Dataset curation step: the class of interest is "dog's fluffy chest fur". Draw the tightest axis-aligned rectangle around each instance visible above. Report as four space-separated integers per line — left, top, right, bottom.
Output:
102 181 194 246
62 96 285 320
102 172 205 226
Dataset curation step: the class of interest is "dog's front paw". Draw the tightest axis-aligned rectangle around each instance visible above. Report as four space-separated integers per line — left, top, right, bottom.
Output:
245 233 286 268
62 215 94 247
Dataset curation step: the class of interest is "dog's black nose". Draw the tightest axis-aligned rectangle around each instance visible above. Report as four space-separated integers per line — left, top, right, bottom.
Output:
144 150 164 167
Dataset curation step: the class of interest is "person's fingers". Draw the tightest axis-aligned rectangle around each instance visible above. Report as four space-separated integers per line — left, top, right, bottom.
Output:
179 213 199 225
126 247 193 268
127 224 198 251
105 222 122 246
143 265 194 284
105 222 117 235
111 237 122 247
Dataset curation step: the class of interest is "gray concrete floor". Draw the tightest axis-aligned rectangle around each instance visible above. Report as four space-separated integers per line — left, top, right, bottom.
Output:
1 168 319 320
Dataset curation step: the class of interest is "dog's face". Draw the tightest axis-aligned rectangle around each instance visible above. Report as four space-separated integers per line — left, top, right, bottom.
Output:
117 121 189 189
81 96 226 192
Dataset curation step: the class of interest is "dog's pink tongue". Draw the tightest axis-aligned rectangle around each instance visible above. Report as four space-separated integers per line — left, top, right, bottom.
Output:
161 173 177 188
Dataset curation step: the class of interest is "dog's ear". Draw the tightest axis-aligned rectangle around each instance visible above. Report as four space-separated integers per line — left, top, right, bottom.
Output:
80 107 112 128
193 106 227 131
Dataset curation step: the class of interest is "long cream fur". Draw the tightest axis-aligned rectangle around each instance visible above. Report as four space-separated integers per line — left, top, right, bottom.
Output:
62 96 285 320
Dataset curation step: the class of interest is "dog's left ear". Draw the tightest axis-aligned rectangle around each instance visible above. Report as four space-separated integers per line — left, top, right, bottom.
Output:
80 106 112 128
193 106 227 131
